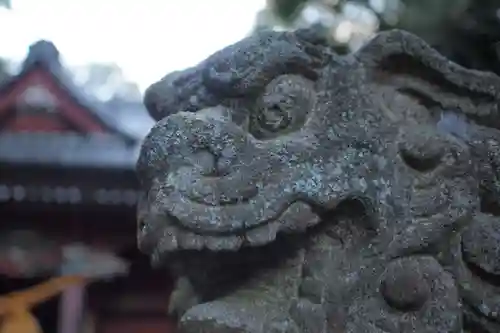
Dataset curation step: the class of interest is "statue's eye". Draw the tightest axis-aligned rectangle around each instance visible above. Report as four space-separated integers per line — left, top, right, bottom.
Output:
250 75 315 139
257 99 292 132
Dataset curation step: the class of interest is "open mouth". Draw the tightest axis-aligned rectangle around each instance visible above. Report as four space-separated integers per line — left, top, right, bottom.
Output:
163 229 306 311
147 197 374 320
142 200 324 320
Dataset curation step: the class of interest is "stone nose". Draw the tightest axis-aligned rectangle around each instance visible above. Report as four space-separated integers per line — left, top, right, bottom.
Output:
158 106 250 176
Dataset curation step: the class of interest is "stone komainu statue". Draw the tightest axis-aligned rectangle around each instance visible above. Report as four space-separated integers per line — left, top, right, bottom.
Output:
136 28 500 333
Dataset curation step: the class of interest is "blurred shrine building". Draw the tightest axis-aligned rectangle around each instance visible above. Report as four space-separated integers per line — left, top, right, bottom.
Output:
0 41 177 333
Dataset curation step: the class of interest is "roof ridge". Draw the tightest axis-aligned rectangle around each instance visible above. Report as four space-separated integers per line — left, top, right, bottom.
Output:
9 39 150 144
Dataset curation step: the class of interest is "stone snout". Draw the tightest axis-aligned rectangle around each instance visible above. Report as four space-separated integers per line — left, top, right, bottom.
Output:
136 103 324 262
136 106 270 260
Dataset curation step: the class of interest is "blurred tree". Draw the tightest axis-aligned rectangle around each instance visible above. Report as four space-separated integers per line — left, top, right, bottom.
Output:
262 0 500 75
71 62 142 102
0 0 10 9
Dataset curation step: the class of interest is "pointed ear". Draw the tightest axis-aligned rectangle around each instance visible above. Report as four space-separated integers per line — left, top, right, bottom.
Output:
355 30 500 129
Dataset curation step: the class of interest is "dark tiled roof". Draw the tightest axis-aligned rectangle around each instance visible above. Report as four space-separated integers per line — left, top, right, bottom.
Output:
100 100 155 139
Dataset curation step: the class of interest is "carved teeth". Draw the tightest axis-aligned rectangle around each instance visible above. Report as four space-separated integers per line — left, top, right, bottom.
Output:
157 227 179 252
276 202 320 233
156 202 320 253
159 226 245 253
168 276 201 318
245 221 280 246
178 230 243 251
150 250 161 266
244 202 320 246
178 231 205 250
205 235 243 251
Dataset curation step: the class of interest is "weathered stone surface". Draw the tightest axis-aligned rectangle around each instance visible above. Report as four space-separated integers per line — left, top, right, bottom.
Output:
136 28 500 333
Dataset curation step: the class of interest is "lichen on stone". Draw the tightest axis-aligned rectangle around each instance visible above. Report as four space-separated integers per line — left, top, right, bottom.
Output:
136 28 500 333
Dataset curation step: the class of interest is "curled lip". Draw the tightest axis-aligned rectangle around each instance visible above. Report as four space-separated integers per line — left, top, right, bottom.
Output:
144 199 321 266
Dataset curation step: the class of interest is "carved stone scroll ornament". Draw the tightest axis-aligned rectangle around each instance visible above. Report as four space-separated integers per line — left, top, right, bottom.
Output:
136 28 500 333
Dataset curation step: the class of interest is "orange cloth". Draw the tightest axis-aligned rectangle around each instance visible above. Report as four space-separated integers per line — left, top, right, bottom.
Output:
0 276 87 333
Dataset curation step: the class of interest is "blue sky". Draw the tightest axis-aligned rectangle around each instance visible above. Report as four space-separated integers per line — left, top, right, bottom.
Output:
0 0 266 92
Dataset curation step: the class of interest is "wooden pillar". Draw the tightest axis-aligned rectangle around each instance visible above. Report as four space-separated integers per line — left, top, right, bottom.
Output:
58 284 86 333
